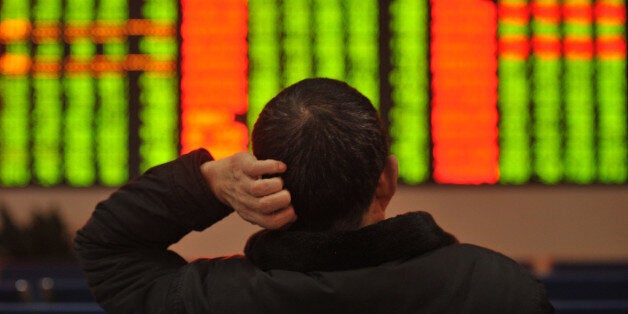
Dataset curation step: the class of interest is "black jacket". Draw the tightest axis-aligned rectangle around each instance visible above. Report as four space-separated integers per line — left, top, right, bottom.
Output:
74 149 553 313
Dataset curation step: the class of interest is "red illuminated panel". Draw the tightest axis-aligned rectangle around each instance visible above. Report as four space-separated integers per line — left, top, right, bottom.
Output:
597 36 627 58
532 35 561 58
430 0 499 184
180 0 249 159
531 1 561 22
564 2 594 21
595 0 627 21
499 34 530 59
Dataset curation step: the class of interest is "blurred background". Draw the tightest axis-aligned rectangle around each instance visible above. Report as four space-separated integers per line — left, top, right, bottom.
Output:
1 0 627 313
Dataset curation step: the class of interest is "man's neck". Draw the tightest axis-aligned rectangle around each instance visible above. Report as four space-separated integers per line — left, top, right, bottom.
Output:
359 200 386 227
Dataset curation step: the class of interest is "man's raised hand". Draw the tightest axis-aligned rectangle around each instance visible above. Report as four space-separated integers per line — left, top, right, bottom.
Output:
200 152 296 229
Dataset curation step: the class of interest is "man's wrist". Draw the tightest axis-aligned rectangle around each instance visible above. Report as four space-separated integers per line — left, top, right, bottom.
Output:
200 160 228 206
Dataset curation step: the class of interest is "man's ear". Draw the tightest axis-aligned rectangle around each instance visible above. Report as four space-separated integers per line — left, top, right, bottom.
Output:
375 155 398 211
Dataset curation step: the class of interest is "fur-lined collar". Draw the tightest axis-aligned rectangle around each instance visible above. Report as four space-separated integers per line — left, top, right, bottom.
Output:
244 211 457 272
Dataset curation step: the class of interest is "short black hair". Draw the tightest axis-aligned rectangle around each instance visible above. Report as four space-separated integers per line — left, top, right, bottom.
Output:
252 78 389 231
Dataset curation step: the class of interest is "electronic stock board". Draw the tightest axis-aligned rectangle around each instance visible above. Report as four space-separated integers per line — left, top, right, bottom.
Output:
0 0 626 186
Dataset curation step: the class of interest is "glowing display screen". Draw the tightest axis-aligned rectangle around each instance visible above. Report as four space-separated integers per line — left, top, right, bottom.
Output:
179 0 248 160
0 0 178 186
389 0 430 184
247 0 380 126
430 0 499 184
0 0 626 186
496 0 627 184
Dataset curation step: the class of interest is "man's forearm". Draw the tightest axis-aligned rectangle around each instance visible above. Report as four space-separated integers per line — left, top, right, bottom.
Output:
74 149 232 312
74 148 295 312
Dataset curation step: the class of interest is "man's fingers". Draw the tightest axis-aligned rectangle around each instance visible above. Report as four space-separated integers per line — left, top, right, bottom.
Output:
249 177 284 197
243 205 297 230
264 206 297 230
222 152 294 230
256 189 291 214
236 188 290 216
246 159 287 178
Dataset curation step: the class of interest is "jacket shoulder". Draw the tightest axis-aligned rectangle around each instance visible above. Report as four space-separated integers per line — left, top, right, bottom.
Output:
170 245 552 313
407 243 552 313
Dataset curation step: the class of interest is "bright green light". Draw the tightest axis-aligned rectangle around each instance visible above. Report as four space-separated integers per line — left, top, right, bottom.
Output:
313 0 345 80
97 74 128 186
33 0 61 21
70 40 96 59
65 0 94 21
36 43 63 56
0 0 31 187
532 57 563 184
63 0 96 187
0 77 31 186
103 42 128 57
143 0 177 21
283 0 312 86
1 0 29 18
138 74 178 172
598 58 627 183
30 1 63 186
32 76 63 186
139 37 177 59
564 59 595 183
389 0 429 184
64 75 96 186
95 0 128 186
499 59 531 184
346 0 379 108
96 0 127 20
596 1 627 183
248 0 281 129
497 2 531 184
563 3 596 184
531 11 563 184
139 0 179 171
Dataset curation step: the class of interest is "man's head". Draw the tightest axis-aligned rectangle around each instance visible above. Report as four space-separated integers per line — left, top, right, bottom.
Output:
252 78 393 232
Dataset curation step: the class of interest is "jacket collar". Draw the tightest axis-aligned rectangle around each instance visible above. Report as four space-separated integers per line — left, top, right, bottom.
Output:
244 211 457 272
